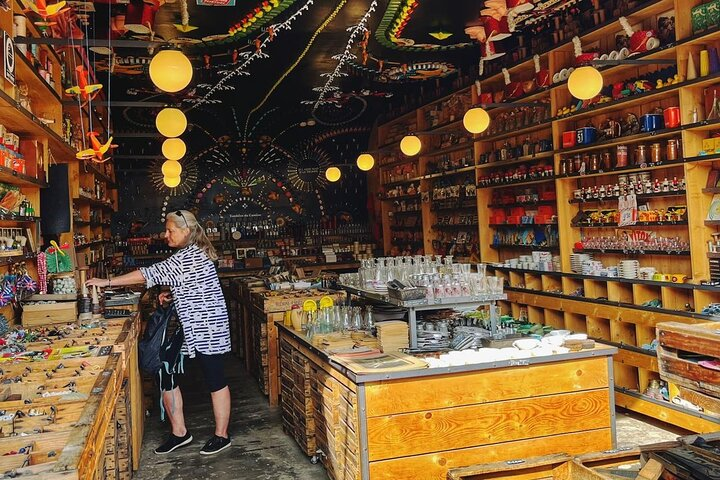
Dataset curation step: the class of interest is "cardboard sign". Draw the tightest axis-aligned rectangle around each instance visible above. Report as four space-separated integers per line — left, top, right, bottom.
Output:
3 31 14 86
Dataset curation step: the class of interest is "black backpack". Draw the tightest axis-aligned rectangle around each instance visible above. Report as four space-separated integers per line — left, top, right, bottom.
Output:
139 305 176 375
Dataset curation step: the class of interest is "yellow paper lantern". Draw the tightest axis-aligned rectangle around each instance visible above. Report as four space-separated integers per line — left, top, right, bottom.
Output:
325 166 341 182
161 160 183 177
163 175 181 188
156 108 187 138
149 49 193 93
162 138 187 160
356 153 375 171
568 66 604 100
463 107 491 134
400 135 421 156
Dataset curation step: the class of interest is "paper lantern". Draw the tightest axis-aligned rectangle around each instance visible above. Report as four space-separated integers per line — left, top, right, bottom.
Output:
568 66 603 100
325 167 341 182
400 135 421 156
162 138 186 160
463 108 491 134
149 49 193 93
163 175 181 188
156 108 187 137
356 153 375 171
161 160 183 177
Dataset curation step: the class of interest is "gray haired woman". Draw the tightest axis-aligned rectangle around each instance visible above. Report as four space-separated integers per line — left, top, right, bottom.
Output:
88 210 232 455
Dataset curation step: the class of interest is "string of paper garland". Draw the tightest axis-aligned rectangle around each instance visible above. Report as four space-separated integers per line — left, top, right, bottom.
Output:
311 0 377 110
189 0 317 110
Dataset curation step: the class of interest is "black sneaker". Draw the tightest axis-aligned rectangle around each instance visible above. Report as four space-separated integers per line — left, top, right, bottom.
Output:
154 432 193 455
200 435 231 455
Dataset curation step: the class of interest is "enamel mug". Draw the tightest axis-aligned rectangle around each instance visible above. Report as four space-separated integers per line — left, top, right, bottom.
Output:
663 106 681 128
562 131 576 148
640 113 664 132
576 127 597 145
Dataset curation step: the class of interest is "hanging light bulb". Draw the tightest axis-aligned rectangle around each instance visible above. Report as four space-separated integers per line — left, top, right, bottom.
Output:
163 175 182 188
161 160 183 177
325 166 341 182
463 107 491 134
156 108 187 137
162 138 186 160
356 153 375 171
400 135 422 156
149 49 193 93
568 66 604 100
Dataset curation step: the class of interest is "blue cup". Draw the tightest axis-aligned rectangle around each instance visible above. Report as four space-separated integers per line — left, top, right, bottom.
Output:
640 113 664 132
576 127 597 145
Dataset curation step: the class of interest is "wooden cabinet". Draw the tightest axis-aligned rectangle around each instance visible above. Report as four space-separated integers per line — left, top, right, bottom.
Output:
278 323 616 480
374 0 720 432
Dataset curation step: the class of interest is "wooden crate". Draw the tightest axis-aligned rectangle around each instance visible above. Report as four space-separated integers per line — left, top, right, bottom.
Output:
22 302 78 327
447 454 604 480
657 322 720 398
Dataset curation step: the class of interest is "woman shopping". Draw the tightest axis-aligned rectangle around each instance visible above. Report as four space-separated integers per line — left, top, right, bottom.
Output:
87 210 232 456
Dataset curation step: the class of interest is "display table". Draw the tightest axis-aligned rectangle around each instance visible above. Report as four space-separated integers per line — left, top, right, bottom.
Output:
0 315 142 479
277 323 618 480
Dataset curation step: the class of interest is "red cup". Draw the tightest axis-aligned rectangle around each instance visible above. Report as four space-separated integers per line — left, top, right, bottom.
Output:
562 131 576 148
663 106 680 128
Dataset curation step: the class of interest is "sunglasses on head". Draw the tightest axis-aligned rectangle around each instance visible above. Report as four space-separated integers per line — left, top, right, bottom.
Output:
175 210 188 228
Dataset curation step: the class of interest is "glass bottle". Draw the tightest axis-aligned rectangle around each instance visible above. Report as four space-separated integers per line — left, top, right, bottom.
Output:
707 90 720 121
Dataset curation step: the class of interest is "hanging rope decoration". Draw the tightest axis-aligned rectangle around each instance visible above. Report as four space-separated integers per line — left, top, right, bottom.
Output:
309 0 377 110
188 0 317 111
244 0 348 132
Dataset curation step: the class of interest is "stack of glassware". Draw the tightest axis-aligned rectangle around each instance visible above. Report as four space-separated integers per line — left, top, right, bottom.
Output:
305 305 374 342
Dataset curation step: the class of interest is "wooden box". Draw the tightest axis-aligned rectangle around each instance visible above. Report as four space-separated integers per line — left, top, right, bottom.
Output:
447 453 604 480
22 302 78 327
657 322 720 398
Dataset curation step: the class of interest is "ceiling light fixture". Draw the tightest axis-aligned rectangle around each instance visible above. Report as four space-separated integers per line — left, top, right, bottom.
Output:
156 108 187 137
356 153 375 171
325 166 342 182
400 135 422 156
162 138 187 160
161 160 183 177
163 175 182 188
463 107 491 134
567 66 604 100
149 49 193 93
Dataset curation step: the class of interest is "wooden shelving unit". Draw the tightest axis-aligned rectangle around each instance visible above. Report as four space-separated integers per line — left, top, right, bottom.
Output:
375 0 720 433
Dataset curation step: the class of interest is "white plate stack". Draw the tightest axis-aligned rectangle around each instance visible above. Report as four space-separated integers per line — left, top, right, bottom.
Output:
581 260 603 276
570 253 592 273
619 260 639 279
376 321 409 353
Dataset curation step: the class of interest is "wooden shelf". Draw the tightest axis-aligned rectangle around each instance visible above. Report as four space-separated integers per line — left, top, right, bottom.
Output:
572 220 688 228
490 223 557 228
14 46 61 103
423 165 475 179
682 118 720 132
72 196 115 211
570 191 686 204
0 164 47 188
421 142 473 158
424 118 462 133
491 244 559 251
489 200 557 209
476 151 555 171
385 176 424 188
75 240 111 250
431 204 477 212
390 225 421 231
83 162 116 188
557 127 683 157
0 88 75 163
477 177 555 189
0 252 37 266
0 214 39 222
475 118 554 145
391 210 422 216
381 194 421 202
432 223 479 229
704 220 720 226
573 248 690 256
558 159 685 180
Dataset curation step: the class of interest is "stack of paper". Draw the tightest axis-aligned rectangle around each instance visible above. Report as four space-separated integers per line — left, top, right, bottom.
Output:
376 320 409 353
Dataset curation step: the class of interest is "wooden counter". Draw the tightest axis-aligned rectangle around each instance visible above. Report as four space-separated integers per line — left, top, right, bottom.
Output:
277 323 618 480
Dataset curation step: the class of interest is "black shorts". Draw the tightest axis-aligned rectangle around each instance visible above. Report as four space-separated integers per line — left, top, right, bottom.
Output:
159 328 228 393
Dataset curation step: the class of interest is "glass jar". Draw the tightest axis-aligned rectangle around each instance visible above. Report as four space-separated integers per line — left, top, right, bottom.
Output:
616 145 628 167
650 143 662 164
634 144 648 165
667 139 679 161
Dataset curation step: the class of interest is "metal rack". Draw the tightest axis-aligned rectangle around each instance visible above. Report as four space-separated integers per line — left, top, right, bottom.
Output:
337 284 507 348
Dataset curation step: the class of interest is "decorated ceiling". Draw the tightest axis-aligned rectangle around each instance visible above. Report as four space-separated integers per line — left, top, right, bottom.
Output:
39 0 613 231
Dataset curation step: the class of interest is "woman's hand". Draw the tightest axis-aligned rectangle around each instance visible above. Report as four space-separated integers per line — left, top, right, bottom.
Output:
158 292 173 305
86 277 110 288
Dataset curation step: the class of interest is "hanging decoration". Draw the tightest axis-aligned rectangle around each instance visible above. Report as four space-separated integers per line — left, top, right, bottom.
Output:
149 49 193 93
174 0 198 32
245 0 348 129
190 0 317 109
227 0 281 37
75 132 117 163
64 66 102 105
24 0 69 26
311 0 377 109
